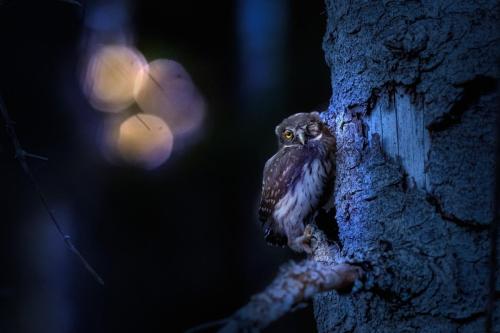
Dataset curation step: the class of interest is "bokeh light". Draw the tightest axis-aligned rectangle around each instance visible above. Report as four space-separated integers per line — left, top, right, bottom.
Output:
116 114 174 169
135 59 205 137
84 45 147 112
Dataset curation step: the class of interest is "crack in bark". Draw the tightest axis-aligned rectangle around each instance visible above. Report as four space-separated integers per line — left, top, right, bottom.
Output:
425 194 489 230
447 311 486 324
427 76 497 132
365 80 422 117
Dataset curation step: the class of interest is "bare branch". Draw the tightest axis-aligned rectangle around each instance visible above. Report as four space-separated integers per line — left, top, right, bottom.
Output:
187 226 363 333
218 261 362 333
0 95 104 286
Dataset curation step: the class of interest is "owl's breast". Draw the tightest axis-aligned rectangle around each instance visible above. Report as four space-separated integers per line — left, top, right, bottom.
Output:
273 157 331 238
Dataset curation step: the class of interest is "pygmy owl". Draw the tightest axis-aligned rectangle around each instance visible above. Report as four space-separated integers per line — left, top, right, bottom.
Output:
258 112 336 253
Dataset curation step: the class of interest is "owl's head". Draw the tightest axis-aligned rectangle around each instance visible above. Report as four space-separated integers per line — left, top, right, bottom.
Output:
275 111 326 147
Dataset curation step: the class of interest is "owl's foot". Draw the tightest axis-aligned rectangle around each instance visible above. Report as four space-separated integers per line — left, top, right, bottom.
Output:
303 224 315 244
289 225 315 254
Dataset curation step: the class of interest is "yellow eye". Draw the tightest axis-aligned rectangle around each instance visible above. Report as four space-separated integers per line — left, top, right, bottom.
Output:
283 129 294 140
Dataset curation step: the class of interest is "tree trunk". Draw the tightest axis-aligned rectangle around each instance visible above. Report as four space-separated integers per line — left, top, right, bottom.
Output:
315 1 499 332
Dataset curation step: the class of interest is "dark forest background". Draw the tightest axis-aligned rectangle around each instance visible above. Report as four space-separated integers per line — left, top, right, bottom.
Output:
0 1 330 332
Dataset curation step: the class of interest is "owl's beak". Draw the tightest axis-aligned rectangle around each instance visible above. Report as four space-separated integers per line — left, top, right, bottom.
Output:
297 132 306 145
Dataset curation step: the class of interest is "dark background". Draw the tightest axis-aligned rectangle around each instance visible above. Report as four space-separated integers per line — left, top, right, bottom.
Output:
0 1 331 332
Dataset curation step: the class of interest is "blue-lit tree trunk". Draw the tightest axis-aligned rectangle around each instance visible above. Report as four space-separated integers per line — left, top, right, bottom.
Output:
315 0 499 332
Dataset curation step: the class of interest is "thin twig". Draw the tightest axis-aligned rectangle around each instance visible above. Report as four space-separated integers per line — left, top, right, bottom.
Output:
57 0 82 7
0 95 104 286
135 114 151 131
185 318 230 333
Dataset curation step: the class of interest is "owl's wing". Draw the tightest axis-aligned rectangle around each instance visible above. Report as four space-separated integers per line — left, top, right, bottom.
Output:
258 147 307 245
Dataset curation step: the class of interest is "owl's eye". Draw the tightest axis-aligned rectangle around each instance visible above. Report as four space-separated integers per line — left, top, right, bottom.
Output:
283 129 294 141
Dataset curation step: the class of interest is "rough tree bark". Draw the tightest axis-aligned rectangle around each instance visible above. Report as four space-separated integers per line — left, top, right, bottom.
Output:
315 0 499 332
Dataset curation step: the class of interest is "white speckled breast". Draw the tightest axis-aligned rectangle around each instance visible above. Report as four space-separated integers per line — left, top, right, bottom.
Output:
273 157 331 242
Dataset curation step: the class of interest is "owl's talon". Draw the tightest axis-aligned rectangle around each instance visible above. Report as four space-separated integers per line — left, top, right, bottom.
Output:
289 226 316 254
303 224 316 239
302 226 315 254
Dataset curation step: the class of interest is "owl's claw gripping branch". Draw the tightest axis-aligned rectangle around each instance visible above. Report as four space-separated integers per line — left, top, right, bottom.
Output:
292 224 315 254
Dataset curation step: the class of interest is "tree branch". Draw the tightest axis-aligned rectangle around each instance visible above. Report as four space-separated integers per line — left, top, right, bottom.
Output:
218 261 362 333
0 94 104 286
187 226 363 333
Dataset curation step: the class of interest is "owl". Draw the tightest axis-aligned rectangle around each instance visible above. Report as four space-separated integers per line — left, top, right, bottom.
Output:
258 112 336 253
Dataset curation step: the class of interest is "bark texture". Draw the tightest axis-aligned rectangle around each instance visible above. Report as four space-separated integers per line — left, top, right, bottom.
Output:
315 1 499 332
